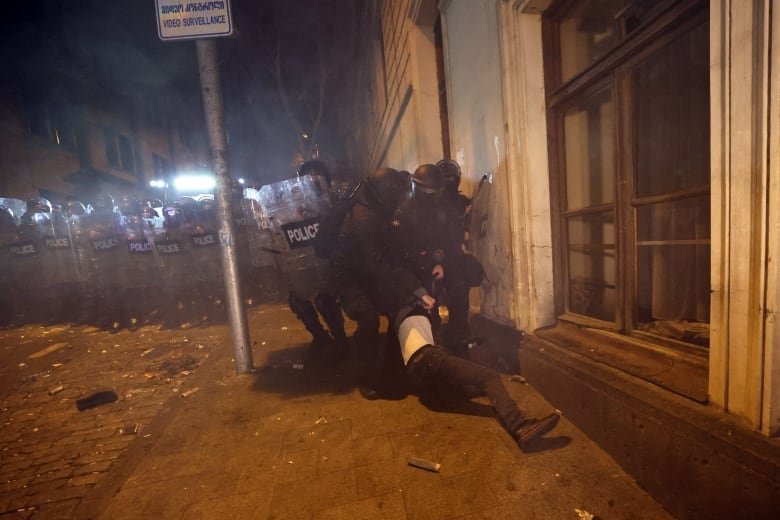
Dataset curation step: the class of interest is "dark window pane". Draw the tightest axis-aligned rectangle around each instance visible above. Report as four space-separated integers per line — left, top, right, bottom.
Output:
567 212 616 321
635 22 709 197
635 195 709 345
564 86 615 210
559 0 623 83
636 196 710 243
118 135 135 172
104 129 118 167
636 243 710 345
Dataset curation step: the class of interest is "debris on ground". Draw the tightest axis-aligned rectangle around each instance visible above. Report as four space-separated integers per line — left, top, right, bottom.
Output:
575 508 595 520
509 374 526 383
28 342 69 359
154 354 199 376
407 457 441 473
181 387 200 398
315 416 328 425
119 424 139 435
48 385 64 396
76 390 118 411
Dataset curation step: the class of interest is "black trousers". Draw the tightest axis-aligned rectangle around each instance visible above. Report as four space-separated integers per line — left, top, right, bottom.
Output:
407 345 525 433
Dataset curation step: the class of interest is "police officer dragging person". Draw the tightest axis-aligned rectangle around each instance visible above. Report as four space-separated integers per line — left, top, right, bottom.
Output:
327 167 413 398
330 167 561 450
398 163 483 356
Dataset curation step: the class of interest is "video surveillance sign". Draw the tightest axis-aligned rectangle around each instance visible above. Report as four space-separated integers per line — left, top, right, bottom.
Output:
155 0 233 41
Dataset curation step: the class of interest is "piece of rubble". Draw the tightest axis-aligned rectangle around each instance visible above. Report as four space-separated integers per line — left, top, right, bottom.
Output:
181 388 200 398
48 385 64 396
509 374 526 383
119 424 139 435
407 457 441 473
76 390 118 411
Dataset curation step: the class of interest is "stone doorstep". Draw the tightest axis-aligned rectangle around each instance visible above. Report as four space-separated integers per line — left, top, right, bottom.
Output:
518 332 780 519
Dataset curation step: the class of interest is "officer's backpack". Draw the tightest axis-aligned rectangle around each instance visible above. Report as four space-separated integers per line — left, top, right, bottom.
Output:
314 182 361 259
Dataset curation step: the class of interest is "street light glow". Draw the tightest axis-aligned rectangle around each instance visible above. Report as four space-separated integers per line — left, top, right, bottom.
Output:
149 179 167 188
238 178 245 184
173 174 216 192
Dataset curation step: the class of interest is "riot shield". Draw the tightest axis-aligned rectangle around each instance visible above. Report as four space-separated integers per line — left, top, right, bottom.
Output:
0 198 27 226
258 175 331 300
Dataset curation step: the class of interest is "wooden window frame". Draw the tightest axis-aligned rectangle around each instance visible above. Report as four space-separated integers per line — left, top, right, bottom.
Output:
543 0 710 353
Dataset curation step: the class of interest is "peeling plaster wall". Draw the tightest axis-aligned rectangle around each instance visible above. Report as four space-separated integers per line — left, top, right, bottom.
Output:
441 0 516 324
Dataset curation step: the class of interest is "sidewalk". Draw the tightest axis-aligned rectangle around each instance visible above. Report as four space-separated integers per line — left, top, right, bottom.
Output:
67 304 670 520
0 303 671 519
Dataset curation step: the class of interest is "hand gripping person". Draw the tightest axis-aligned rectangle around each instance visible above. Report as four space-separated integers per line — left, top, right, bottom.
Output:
331 167 561 450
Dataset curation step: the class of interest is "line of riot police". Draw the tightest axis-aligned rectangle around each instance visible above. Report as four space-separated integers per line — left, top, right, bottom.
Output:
0 187 268 332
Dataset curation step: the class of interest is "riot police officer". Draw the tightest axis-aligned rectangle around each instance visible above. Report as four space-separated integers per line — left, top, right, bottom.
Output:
119 196 161 330
84 193 125 331
398 164 481 356
15 198 52 324
329 167 412 398
156 201 199 328
63 199 94 325
284 160 348 359
0 205 21 325
190 197 225 322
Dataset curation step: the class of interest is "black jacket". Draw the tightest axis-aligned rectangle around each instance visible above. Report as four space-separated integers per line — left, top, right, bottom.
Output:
329 186 426 318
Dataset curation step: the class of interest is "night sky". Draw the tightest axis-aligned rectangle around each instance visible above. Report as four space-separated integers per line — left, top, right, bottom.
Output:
0 0 358 187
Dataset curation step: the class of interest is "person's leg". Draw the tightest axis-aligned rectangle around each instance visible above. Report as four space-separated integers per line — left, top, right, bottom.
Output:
400 316 559 449
289 292 332 348
339 283 382 399
314 292 347 344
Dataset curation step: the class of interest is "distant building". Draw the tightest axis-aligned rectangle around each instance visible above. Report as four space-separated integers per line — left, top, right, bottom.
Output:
0 2 208 205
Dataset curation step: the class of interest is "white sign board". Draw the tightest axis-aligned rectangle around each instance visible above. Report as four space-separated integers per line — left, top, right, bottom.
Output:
155 0 233 41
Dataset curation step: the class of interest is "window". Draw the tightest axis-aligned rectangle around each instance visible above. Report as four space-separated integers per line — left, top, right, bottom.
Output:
118 135 135 172
104 129 138 175
21 96 79 152
103 129 119 167
544 0 710 349
153 153 171 179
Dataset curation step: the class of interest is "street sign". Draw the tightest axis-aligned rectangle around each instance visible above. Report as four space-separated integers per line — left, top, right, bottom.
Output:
155 0 233 41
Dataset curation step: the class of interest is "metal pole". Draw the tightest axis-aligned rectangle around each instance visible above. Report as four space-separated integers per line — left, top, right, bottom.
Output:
195 38 254 374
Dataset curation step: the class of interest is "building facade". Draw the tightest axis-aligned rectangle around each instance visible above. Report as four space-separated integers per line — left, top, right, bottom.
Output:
346 0 779 514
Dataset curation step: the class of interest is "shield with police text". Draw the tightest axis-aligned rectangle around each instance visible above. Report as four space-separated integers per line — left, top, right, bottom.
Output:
258 175 331 298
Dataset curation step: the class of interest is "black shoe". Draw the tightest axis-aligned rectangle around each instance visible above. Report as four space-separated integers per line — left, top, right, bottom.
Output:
358 384 380 400
514 412 561 451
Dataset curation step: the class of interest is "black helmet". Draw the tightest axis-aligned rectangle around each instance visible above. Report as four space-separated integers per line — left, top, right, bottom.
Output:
297 160 332 187
365 168 410 210
93 193 115 215
163 201 182 229
141 205 159 219
198 197 217 215
64 200 87 217
412 164 444 196
26 197 52 214
436 159 461 192
179 196 199 223
118 196 142 217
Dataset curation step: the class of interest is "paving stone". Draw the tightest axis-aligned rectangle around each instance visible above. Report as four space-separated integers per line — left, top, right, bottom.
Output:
313 490 407 520
268 468 358 518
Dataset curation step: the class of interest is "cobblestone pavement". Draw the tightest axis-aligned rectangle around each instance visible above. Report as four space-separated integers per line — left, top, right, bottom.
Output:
0 318 231 518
